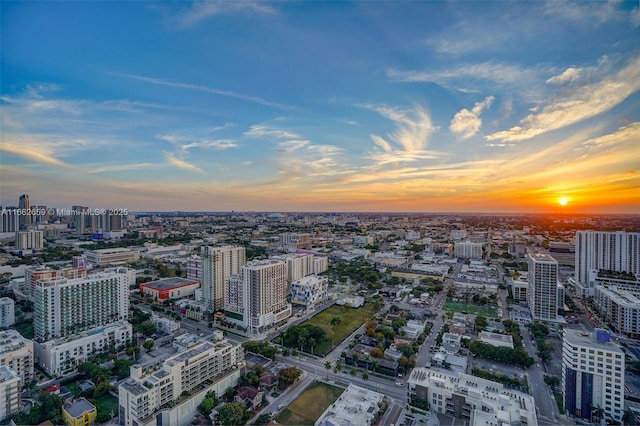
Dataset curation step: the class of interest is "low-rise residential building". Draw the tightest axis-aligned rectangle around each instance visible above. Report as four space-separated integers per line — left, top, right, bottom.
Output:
0 298 15 328
62 398 96 426
511 279 528 301
85 247 140 266
0 365 21 421
118 339 243 426
316 384 384 426
478 331 514 349
408 368 537 426
594 286 640 338
35 321 132 376
403 320 426 339
140 277 200 301
150 315 180 334
290 275 328 307
0 329 34 382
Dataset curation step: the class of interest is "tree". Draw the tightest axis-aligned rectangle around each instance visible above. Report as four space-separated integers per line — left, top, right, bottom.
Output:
622 408 638 426
362 371 369 381
198 396 216 416
278 367 302 389
137 321 157 336
350 368 357 376
218 402 250 426
330 317 341 326
224 387 235 402
113 359 132 379
126 345 140 360
324 361 332 379
254 412 272 425
143 339 155 352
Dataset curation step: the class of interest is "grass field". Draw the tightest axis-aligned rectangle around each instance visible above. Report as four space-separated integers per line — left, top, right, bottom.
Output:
90 394 119 420
443 301 498 317
303 303 378 355
275 381 345 425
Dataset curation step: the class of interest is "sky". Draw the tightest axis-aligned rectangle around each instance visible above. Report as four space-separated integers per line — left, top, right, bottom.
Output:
1 1 639 214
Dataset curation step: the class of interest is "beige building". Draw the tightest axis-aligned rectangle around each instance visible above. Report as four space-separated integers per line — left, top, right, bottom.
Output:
0 329 34 383
85 247 140 265
118 339 243 426
0 365 21 421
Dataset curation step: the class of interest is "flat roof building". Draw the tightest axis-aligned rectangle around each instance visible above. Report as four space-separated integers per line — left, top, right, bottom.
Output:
140 277 200 301
0 329 34 383
316 384 384 426
408 368 537 426
62 397 96 426
478 331 514 349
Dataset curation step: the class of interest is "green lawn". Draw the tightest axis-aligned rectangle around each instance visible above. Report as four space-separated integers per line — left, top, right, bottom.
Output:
90 394 119 420
303 304 378 355
14 321 34 339
67 382 82 396
443 301 497 318
275 381 345 425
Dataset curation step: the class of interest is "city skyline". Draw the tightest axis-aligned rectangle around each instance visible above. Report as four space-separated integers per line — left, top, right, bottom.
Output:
1 2 639 213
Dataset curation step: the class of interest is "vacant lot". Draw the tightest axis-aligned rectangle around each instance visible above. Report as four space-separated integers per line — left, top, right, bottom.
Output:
276 381 345 425
304 303 378 355
443 301 497 318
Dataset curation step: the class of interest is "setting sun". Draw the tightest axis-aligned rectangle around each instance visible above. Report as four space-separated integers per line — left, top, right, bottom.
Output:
559 197 569 206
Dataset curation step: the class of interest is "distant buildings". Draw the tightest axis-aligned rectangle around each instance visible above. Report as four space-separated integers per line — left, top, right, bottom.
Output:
527 253 562 322
14 229 43 250
454 241 483 260
280 232 311 251
575 231 640 297
201 246 246 311
0 298 15 328
118 339 243 426
85 247 140 266
408 368 537 426
562 328 625 423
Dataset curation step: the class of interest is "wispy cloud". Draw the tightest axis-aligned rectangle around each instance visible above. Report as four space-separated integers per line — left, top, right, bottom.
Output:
361 104 437 153
89 163 156 173
450 96 495 139
163 151 203 173
1 140 76 170
112 72 294 109
244 124 300 139
174 1 276 27
486 57 640 142
158 134 237 154
544 0 624 25
546 67 581 84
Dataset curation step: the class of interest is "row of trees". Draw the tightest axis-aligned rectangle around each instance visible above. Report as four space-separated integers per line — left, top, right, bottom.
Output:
527 322 553 362
242 341 277 359
469 341 535 367
472 367 527 388
282 324 326 352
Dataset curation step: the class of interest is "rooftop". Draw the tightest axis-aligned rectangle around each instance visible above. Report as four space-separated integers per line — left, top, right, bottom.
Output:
143 277 199 290
63 398 96 418
564 328 623 353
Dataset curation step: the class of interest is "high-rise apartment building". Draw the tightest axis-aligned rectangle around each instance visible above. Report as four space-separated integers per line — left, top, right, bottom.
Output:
72 206 90 235
224 259 291 335
34 268 132 341
575 231 640 297
562 328 625 423
24 265 87 301
0 208 18 233
18 194 31 229
14 230 43 250
527 253 561 322
201 246 246 311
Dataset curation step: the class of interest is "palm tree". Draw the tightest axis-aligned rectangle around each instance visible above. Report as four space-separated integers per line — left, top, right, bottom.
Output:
622 408 637 426
371 360 379 373
350 368 357 376
324 361 332 379
362 371 369 381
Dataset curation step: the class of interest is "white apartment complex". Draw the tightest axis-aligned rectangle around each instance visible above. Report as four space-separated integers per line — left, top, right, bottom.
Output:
290 275 328 307
34 268 132 341
593 286 640 338
118 339 242 426
562 328 625 422
201 246 246 311
408 368 537 426
527 254 561 322
0 298 15 328
575 231 640 297
0 366 21 421
35 321 132 376
0 329 34 383
454 241 483 260
224 259 291 335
